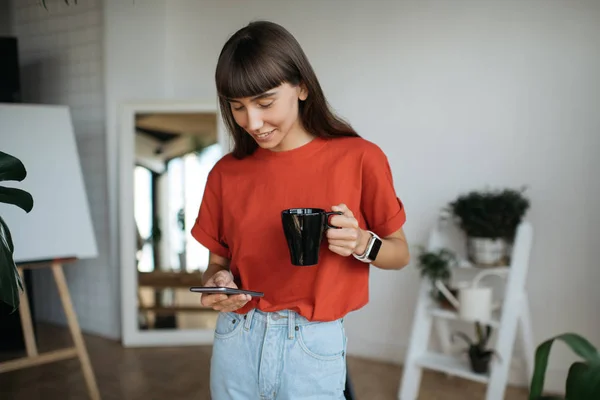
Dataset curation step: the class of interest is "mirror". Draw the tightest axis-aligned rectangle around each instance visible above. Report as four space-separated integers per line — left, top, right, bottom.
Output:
120 102 227 347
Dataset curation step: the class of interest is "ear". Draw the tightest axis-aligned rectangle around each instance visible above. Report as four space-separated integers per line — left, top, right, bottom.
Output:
297 83 308 101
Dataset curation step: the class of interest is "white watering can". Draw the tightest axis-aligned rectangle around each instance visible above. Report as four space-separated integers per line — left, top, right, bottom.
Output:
435 269 506 323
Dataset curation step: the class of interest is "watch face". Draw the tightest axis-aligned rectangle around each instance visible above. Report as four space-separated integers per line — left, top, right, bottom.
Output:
368 237 382 261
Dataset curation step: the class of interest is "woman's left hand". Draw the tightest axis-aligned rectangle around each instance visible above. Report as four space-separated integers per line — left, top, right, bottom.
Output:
326 203 368 257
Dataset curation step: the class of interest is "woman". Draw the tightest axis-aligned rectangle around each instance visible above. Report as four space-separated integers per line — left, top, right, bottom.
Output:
191 20 410 399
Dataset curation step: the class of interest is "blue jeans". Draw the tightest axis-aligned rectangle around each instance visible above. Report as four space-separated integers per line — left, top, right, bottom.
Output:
210 308 347 400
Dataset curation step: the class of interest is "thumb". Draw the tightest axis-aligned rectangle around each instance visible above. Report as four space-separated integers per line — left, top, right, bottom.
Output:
214 271 230 287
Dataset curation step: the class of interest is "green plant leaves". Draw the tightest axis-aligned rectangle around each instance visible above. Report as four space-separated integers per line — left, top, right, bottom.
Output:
448 188 530 239
0 151 27 182
417 247 456 282
0 187 33 213
0 216 23 313
0 151 33 311
0 152 33 213
565 362 600 400
529 333 600 400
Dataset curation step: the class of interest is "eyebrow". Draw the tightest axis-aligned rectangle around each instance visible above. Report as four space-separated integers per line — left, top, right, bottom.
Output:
227 91 277 103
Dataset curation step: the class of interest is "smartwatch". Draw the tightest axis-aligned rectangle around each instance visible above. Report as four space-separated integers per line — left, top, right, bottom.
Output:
352 230 382 263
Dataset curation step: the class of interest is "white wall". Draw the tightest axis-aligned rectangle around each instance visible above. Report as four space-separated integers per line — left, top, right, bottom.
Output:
104 0 600 394
8 0 115 338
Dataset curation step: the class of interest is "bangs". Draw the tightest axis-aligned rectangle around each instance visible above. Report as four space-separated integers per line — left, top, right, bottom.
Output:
216 40 297 99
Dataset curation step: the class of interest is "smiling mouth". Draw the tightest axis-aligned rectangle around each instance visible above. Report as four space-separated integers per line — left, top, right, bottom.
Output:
256 129 275 139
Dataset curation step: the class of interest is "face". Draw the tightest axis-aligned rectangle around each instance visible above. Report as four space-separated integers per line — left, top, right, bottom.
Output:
228 82 309 152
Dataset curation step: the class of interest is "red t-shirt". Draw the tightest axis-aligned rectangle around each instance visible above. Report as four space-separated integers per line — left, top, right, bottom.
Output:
191 136 406 321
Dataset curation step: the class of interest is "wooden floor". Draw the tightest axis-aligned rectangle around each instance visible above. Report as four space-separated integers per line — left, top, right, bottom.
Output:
0 323 529 399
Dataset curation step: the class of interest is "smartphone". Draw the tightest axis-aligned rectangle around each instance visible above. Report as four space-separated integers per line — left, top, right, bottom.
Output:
189 286 264 297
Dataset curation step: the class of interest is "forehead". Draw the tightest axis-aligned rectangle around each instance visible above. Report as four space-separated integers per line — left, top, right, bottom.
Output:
227 83 292 103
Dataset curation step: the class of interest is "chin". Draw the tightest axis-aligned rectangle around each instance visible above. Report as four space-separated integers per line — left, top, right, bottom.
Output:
251 130 285 150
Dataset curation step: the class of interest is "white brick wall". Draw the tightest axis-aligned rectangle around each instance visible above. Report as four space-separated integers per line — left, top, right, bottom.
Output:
9 0 117 338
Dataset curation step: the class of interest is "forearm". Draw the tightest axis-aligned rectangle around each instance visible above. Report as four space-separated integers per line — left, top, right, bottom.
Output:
355 229 410 270
202 262 229 285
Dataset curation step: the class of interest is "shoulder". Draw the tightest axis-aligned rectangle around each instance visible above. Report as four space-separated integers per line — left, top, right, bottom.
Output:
327 136 389 161
207 152 249 175
204 152 240 185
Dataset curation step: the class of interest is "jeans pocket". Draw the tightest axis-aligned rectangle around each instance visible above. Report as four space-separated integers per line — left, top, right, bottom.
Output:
297 320 346 361
214 312 244 340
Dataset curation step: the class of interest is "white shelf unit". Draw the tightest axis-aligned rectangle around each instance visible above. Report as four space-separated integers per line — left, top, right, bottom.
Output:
398 220 535 400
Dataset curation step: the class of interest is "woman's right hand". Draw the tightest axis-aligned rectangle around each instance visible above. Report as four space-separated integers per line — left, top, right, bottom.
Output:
200 270 251 312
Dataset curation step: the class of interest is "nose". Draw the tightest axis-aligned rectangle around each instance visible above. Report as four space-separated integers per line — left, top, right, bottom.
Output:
245 109 263 131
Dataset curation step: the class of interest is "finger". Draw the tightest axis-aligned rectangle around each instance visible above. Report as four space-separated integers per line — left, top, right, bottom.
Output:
217 294 247 308
328 243 354 257
215 298 250 312
329 215 359 229
327 239 358 249
332 203 354 218
213 271 232 287
201 293 228 307
326 227 359 240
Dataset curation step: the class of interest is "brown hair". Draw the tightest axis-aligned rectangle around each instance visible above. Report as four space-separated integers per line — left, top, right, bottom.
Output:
215 20 359 159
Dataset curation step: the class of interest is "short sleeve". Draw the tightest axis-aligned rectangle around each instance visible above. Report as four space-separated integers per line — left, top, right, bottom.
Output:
190 167 230 259
360 143 406 237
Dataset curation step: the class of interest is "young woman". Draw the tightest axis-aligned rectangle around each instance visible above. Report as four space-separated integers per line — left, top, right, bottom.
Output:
191 20 410 399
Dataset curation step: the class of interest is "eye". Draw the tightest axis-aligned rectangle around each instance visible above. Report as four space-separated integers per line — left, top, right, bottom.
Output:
257 101 273 109
230 103 244 112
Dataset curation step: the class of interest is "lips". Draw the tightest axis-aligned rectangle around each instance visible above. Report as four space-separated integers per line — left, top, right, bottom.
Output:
254 129 275 141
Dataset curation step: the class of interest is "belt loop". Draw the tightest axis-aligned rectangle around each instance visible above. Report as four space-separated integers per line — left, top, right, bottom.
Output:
288 311 296 339
244 309 255 331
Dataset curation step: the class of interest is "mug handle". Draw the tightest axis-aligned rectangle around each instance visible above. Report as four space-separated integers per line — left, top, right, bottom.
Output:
324 211 343 229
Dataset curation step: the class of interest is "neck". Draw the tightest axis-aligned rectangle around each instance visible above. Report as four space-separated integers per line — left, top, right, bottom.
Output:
273 122 315 152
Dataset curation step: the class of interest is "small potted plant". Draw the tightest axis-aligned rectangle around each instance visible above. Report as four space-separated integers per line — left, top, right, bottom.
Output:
451 322 500 374
447 187 530 266
416 247 459 309
0 151 34 312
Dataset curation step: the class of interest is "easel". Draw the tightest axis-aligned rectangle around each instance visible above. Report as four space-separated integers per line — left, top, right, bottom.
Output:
0 258 101 400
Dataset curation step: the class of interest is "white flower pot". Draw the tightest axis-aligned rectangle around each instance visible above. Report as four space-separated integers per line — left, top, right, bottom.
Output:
467 237 510 266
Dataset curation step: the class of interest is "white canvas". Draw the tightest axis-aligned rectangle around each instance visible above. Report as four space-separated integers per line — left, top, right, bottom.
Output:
0 103 98 263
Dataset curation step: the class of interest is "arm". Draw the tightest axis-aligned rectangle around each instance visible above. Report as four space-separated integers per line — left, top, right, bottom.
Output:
355 226 410 270
202 252 230 285
327 203 409 270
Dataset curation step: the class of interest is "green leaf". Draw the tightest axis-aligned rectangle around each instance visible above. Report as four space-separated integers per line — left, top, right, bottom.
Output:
565 362 600 400
0 216 22 312
529 333 600 400
0 186 34 213
0 151 27 183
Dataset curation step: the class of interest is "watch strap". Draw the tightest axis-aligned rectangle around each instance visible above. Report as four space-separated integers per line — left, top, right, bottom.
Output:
353 230 381 262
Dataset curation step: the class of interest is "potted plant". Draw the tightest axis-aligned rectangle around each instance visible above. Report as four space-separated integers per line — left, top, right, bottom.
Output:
0 151 34 312
447 187 530 266
529 332 600 400
416 247 458 309
451 322 500 374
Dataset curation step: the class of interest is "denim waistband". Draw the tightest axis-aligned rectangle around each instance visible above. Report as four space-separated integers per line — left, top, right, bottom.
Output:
240 308 342 340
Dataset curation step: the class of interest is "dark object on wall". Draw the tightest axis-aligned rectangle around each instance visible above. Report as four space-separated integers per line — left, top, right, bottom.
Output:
0 37 21 103
0 37 36 354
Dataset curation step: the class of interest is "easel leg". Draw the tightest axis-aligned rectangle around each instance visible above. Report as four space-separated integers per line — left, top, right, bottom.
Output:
52 262 101 400
17 267 38 357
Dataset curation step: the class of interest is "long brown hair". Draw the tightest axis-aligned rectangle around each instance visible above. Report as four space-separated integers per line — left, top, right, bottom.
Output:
215 20 359 159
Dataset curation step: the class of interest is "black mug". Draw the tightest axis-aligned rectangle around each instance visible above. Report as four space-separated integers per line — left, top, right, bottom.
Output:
281 208 342 266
